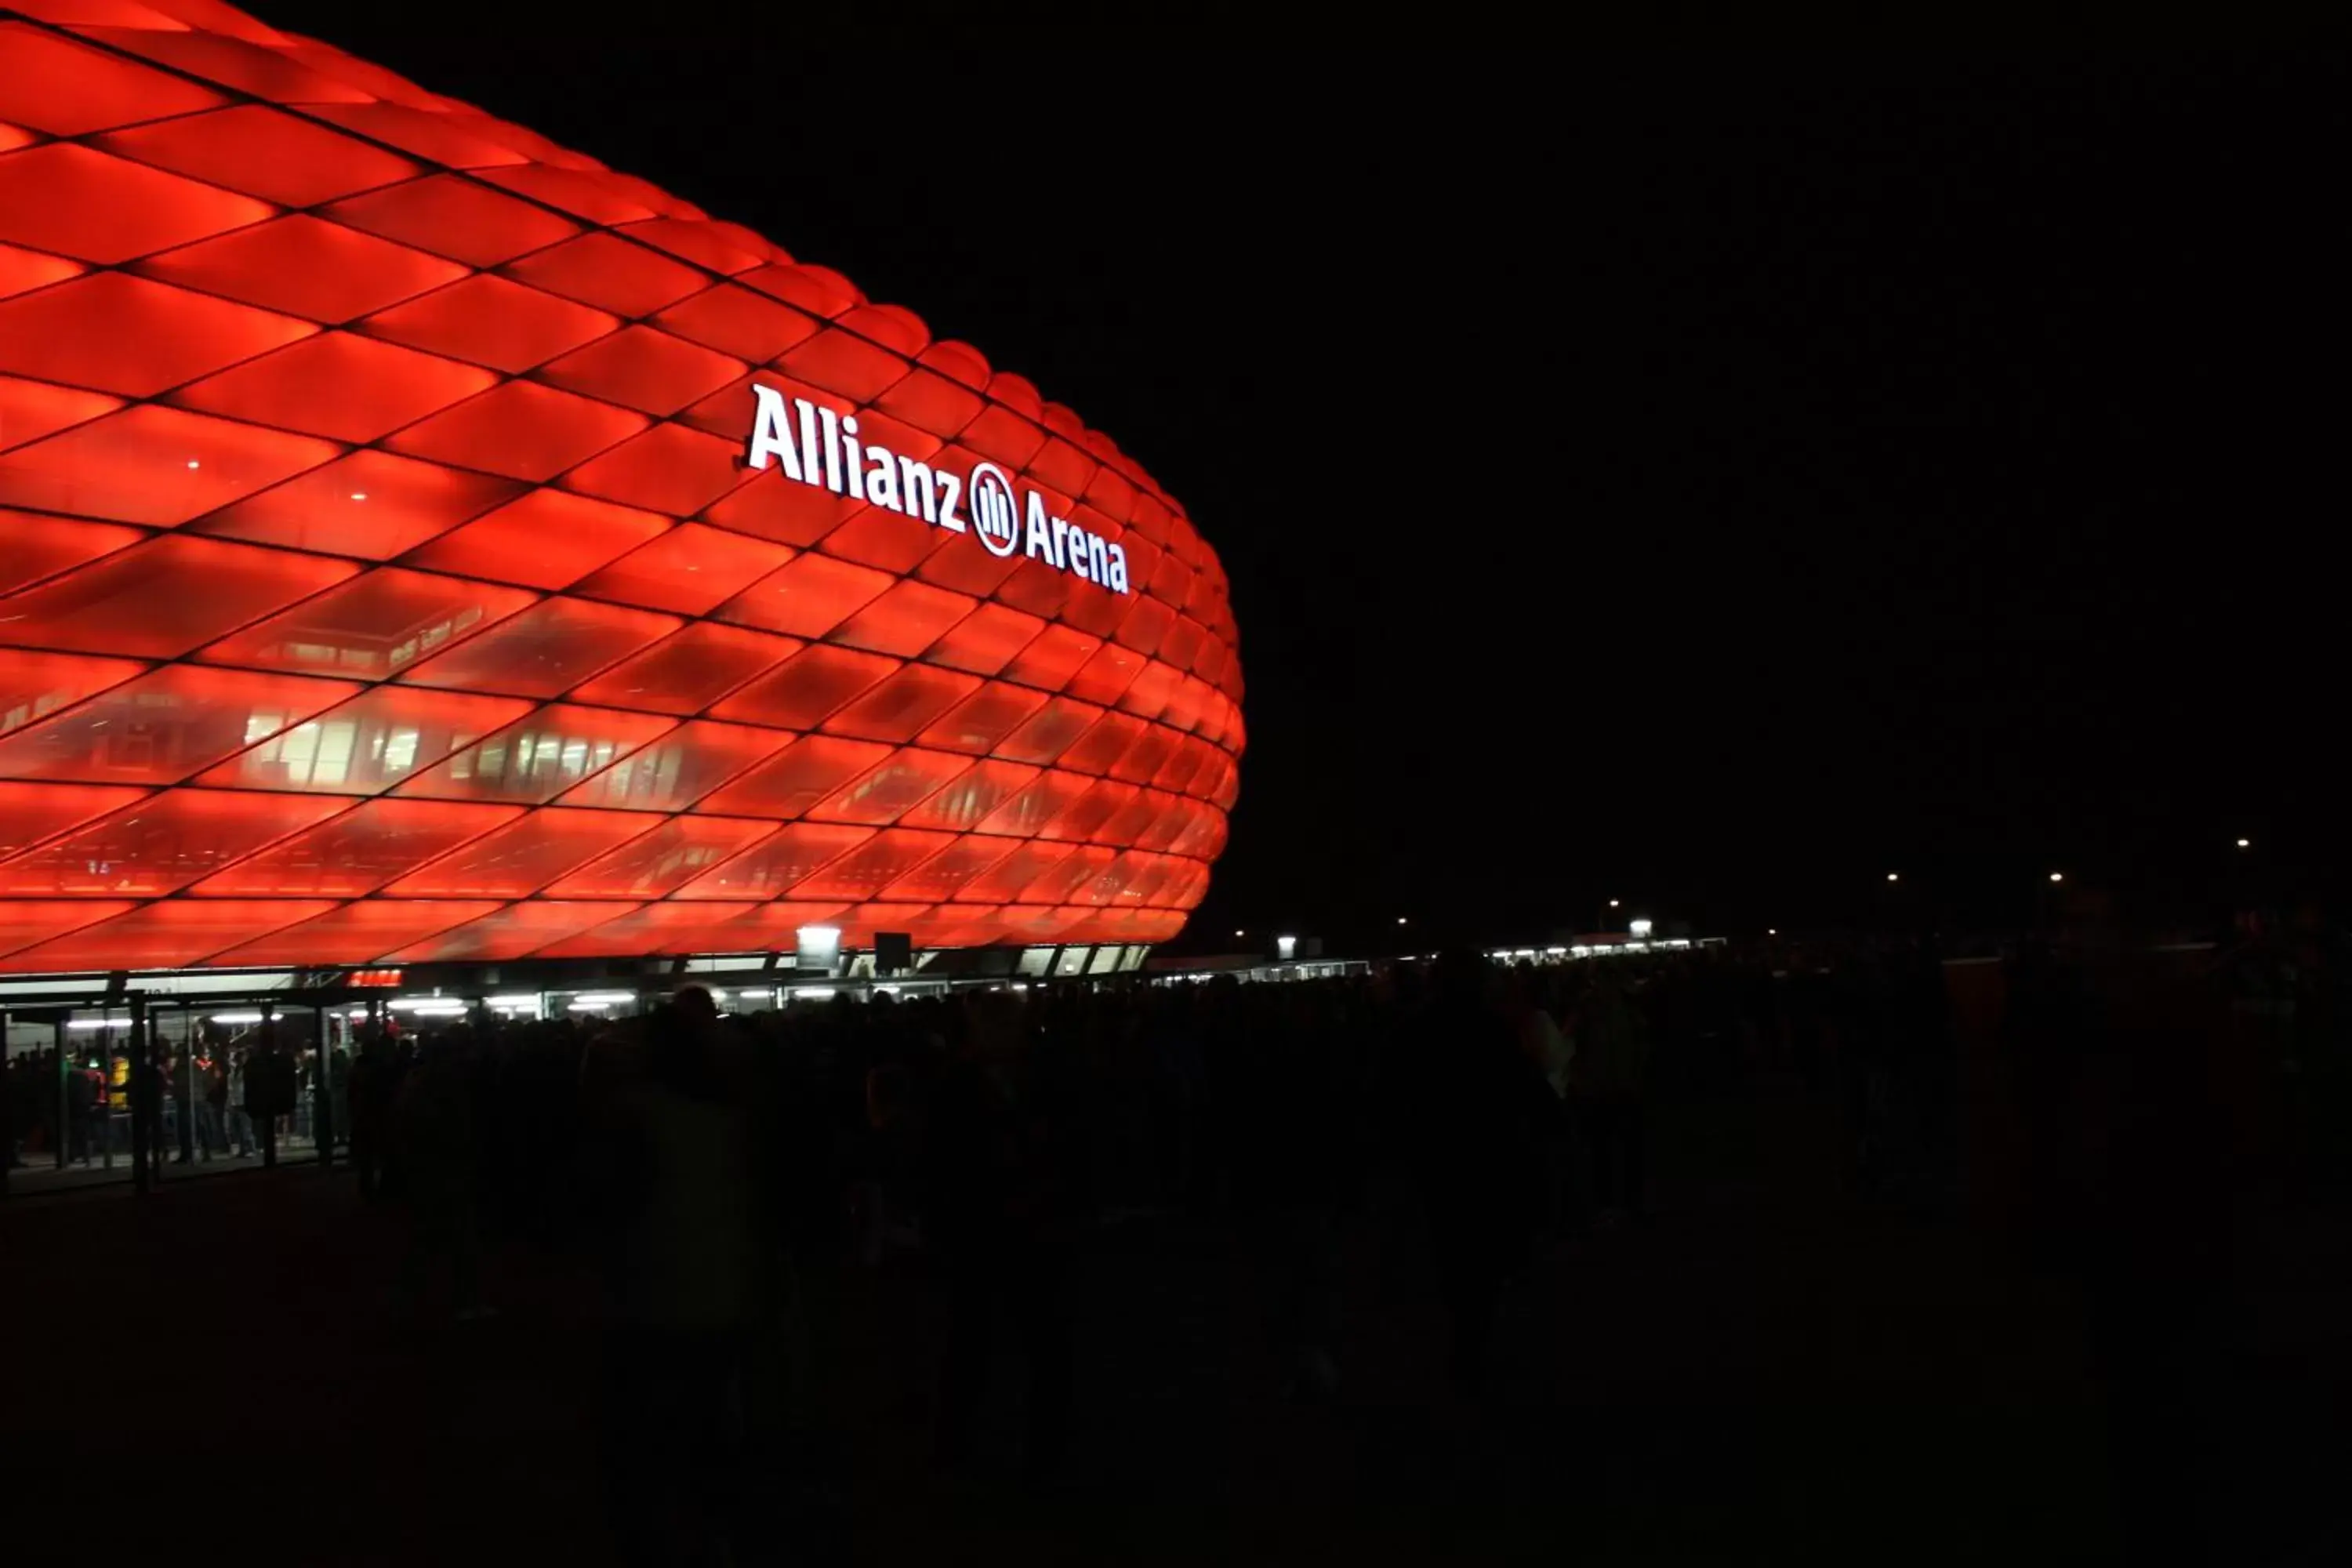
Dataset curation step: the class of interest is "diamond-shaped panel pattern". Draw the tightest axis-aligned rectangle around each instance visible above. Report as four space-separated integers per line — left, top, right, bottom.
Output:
0 2 1239 972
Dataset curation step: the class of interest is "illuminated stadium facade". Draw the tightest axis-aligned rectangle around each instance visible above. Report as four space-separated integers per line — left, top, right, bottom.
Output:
0 3 1242 984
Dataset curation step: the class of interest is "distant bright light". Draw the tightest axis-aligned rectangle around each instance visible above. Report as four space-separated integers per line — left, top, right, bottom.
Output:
2236 838 2251 848
65 1018 119 1031
210 1011 263 1025
1233 929 1245 938
350 492 368 501
2049 872 2064 884
570 992 634 1006
1628 919 1654 939
185 459 200 469
1608 898 1620 908
1767 927 1777 936
1396 916 1408 926
1276 935 1298 960
1886 873 1900 883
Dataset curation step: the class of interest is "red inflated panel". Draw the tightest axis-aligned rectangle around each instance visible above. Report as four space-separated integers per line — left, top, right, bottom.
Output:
999 624 1102 694
0 381 121 458
528 899 761 959
98 104 420 205
0 24 227 138
557 718 788 811
0 143 274 266
1013 844 1118 907
953 839 1080 906
401 491 670 590
0 274 314 401
203 898 500 967
561 422 748 517
819 664 982 746
384 900 641 964
383 806 662 897
0 405 343 530
543 815 776 899
0 899 140 961
361 274 619 375
193 451 525 559
566 622 798 716
190 797 519 895
0 240 80 300
829 902 938 948
895 759 1043 833
879 836 1019 904
916 682 1051 757
0 652 149 741
384 380 648 483
706 644 895 732
198 568 536 681
323 173 580 267
172 332 496 444
675 822 870 902
0 780 151 858
536 326 745 417
716 551 894 640
0 4 1238 968
393 702 676 804
993 698 1108 767
694 735 891 820
806 749 973 826
138 215 468 324
0 788 345 896
501 231 707 318
571 523 793 617
786 828 954 902
924 603 1047 677
0 898 333 973
0 514 145 599
827 579 978 659
973 770 1094 840
396 597 678 699
0 664 358 785
198 685 532 794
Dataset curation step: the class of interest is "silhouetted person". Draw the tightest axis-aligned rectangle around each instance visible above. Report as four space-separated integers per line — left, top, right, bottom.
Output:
328 1045 350 1149
1574 968 1650 1224
923 992 1076 1474
67 1055 100 1165
1233 986 1353 1399
590 988 763 1566
349 1032 394 1200
244 1029 293 1168
392 1031 486 1323
1414 950 1559 1393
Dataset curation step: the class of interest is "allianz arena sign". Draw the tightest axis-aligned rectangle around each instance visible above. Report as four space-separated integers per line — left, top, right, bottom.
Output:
746 384 1133 594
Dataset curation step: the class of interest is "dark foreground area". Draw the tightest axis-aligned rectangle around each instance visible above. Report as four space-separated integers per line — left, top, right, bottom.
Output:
9 1059 2349 1567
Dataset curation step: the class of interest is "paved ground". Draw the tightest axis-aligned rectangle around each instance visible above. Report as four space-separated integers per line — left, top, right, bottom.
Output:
6 1078 2347 1565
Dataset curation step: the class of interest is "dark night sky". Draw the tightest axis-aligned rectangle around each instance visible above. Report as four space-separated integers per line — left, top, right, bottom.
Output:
257 15 2352 946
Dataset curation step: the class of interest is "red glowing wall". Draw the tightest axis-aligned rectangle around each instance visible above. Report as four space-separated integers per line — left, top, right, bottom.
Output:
0 2 1241 971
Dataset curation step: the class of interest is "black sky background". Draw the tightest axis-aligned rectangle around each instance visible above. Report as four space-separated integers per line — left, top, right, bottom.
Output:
255 14 2352 947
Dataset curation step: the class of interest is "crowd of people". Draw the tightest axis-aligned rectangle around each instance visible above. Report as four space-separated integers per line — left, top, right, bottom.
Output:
11 923 2349 1563
309 944 1989 1557
4 1027 338 1172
